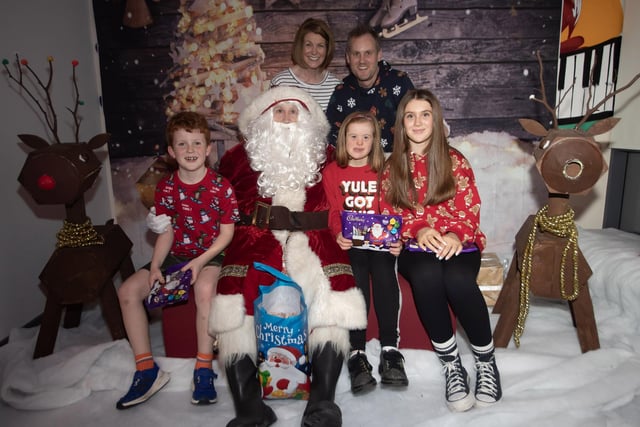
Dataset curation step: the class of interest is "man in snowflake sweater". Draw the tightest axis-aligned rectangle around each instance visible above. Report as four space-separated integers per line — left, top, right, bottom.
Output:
326 24 414 153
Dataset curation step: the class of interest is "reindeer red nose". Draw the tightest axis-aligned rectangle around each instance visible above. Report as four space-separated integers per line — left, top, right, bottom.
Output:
37 174 56 191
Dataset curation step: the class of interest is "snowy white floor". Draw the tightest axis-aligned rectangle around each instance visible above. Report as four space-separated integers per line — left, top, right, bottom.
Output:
1 227 640 427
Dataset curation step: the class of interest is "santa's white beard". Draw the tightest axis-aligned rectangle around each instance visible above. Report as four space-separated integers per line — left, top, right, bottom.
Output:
244 113 326 199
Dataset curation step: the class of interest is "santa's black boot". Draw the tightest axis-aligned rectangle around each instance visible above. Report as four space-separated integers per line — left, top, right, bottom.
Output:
225 355 277 427
301 344 344 427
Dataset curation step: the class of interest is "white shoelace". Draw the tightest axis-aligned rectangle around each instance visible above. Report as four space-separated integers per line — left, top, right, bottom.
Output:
442 361 468 399
475 361 499 399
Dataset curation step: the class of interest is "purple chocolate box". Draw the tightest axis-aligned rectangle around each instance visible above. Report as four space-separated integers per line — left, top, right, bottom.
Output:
341 212 402 251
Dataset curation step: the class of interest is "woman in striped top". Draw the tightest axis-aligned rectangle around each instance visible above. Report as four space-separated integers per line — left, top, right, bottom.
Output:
270 18 341 111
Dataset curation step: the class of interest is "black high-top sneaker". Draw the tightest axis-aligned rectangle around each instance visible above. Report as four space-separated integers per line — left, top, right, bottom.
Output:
379 349 409 387
347 352 377 394
474 354 502 407
439 354 474 412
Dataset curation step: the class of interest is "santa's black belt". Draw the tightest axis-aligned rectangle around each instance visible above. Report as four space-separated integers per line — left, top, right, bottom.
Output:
239 201 328 231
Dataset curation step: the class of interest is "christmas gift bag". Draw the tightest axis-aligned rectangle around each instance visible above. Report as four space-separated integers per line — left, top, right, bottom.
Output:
253 262 311 400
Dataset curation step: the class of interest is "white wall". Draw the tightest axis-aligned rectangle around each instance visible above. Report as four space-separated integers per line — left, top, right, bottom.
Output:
0 1 114 338
612 0 640 151
575 0 640 229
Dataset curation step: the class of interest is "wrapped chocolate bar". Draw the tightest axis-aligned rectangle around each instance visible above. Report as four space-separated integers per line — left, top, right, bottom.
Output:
144 262 191 309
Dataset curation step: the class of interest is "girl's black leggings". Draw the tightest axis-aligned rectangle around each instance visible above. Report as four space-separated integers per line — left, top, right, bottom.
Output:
348 248 400 350
397 249 492 346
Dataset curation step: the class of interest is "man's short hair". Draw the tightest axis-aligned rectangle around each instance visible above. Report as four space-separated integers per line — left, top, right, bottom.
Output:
346 23 380 53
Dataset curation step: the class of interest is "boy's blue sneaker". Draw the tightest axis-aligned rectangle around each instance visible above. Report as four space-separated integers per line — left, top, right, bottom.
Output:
191 367 218 405
116 363 170 410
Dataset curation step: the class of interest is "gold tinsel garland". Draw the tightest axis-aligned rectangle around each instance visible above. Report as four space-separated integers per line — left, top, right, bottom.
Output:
56 219 105 248
513 205 580 347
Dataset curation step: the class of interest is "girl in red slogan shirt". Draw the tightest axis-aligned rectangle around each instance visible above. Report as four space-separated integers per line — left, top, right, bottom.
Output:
322 111 408 395
379 89 501 412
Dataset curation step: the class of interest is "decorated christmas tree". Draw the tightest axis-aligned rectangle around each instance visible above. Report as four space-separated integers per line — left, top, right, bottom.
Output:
164 0 269 128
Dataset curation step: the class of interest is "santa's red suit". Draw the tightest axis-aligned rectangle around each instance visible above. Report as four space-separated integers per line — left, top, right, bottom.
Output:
211 142 363 333
208 86 366 427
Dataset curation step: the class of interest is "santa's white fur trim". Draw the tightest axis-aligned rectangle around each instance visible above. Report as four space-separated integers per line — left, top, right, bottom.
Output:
216 315 258 367
308 287 367 331
238 86 329 137
272 188 306 211
209 293 245 335
284 231 367 331
283 231 321 305
308 326 350 357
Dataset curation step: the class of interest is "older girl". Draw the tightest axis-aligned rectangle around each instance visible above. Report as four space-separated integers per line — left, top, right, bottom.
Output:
380 89 501 412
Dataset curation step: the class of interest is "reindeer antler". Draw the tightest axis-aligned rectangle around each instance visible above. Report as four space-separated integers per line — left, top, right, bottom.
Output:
527 50 640 131
528 51 559 129
575 70 640 129
67 60 82 143
2 54 84 144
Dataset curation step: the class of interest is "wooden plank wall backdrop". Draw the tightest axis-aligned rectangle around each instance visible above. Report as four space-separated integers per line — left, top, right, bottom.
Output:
93 0 561 159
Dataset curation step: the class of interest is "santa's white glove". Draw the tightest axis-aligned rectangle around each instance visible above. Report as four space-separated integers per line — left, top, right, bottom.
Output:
146 206 171 234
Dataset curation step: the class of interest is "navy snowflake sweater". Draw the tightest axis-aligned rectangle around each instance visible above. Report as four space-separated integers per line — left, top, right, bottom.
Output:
326 60 414 153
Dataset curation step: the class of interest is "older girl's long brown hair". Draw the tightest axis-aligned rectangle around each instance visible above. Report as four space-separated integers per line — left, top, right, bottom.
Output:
384 89 455 209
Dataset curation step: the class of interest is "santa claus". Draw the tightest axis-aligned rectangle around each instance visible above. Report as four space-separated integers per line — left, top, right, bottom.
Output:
208 86 367 427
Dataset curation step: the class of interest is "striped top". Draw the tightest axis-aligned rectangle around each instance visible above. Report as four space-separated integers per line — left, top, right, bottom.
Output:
270 68 342 112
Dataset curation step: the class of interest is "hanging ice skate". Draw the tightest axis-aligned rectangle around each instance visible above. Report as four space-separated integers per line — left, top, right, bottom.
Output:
369 0 428 39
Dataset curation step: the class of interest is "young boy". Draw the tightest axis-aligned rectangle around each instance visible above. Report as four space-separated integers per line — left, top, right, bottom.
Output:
116 111 239 409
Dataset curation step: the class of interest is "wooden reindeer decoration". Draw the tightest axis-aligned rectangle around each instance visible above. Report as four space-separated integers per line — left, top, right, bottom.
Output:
3 55 134 358
492 51 640 353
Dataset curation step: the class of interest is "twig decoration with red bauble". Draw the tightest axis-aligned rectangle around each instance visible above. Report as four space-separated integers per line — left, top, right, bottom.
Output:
2 54 87 144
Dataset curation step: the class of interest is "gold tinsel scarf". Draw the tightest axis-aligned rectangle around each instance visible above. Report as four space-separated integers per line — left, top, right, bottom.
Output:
513 205 581 347
56 219 105 248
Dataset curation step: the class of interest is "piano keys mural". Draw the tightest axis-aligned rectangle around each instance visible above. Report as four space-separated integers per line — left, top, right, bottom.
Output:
557 0 624 126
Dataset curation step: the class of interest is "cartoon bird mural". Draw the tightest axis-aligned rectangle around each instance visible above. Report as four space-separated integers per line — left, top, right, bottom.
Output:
560 0 623 54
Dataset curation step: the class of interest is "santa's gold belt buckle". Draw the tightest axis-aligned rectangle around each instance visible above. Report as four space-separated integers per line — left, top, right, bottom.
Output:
251 201 271 228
